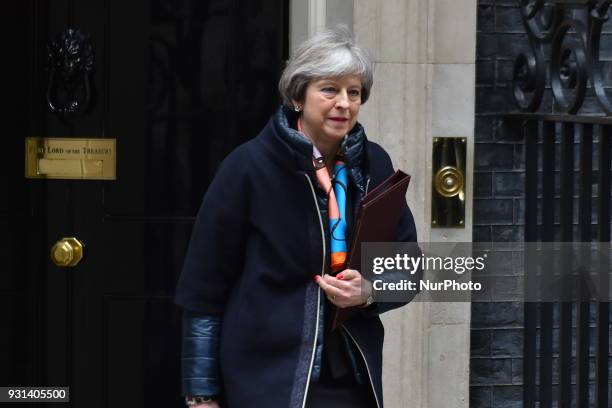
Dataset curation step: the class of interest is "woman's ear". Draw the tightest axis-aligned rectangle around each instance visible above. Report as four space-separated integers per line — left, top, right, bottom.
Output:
291 100 302 113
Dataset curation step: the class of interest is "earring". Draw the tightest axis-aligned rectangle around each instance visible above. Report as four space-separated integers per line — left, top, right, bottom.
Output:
294 105 301 112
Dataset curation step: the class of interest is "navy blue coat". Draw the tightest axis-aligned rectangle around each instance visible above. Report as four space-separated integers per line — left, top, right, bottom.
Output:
175 107 419 407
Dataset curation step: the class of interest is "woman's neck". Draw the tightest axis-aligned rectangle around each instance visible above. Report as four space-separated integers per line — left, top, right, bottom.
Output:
297 117 341 171
315 140 339 171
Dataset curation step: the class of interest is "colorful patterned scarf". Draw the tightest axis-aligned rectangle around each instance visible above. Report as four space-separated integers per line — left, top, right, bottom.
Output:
298 119 348 273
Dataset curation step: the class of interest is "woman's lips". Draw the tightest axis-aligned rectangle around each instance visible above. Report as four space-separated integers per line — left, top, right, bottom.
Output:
328 117 348 122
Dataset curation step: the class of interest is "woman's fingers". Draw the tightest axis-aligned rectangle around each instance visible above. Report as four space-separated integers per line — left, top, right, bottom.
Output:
316 280 343 306
322 274 353 290
314 273 365 307
336 269 359 281
314 275 344 297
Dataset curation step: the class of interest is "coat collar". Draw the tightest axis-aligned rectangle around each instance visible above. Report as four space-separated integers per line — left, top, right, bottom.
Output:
259 106 367 188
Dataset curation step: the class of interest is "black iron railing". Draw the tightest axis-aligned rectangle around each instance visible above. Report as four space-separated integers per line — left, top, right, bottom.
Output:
503 114 611 408
509 1 612 405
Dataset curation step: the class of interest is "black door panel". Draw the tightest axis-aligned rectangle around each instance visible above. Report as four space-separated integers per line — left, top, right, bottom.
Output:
3 1 288 406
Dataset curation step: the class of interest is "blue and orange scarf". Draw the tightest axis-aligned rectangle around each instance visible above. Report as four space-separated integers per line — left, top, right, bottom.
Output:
298 119 349 273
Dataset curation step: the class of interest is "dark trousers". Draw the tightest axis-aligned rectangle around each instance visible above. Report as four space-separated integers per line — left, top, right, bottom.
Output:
306 378 377 408
306 315 378 407
305 348 377 408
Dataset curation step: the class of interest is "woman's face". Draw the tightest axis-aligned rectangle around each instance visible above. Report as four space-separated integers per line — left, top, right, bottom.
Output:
296 74 362 145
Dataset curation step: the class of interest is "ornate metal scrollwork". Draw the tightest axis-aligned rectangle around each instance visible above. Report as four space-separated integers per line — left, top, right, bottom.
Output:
513 0 561 112
513 0 612 115
589 1 612 113
550 19 588 113
519 0 560 41
513 46 546 112
46 28 95 116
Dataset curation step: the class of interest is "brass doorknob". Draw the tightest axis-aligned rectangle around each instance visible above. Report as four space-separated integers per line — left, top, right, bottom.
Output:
434 166 464 198
51 237 84 267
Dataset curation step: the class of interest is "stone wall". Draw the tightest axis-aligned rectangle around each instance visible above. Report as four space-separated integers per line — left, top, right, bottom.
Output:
353 1 477 407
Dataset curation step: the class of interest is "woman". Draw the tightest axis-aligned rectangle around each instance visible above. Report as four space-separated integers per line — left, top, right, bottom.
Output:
175 26 419 408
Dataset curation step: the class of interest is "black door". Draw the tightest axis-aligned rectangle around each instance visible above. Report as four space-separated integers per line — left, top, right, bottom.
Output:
3 1 288 406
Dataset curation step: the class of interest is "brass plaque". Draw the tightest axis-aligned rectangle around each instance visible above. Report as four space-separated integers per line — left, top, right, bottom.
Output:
431 137 466 228
25 138 116 180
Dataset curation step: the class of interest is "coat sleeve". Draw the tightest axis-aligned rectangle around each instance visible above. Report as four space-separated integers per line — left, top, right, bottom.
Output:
361 143 423 317
175 144 251 315
181 311 222 396
176 146 251 397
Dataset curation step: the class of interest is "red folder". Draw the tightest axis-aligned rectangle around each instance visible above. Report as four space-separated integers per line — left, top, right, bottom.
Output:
330 170 411 330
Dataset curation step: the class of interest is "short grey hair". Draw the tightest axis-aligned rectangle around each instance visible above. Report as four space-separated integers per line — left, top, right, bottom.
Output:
278 25 374 106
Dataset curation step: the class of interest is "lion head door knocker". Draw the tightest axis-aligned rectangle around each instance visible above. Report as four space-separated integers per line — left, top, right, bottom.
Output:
46 28 94 116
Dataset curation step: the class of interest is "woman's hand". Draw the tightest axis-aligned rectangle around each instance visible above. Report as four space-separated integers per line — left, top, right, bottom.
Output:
314 269 372 308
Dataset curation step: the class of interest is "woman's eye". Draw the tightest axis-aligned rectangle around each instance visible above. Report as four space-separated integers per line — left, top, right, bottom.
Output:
321 87 336 93
349 90 361 97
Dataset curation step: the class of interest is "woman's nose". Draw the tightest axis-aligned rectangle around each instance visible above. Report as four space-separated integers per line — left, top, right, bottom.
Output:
335 90 350 108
